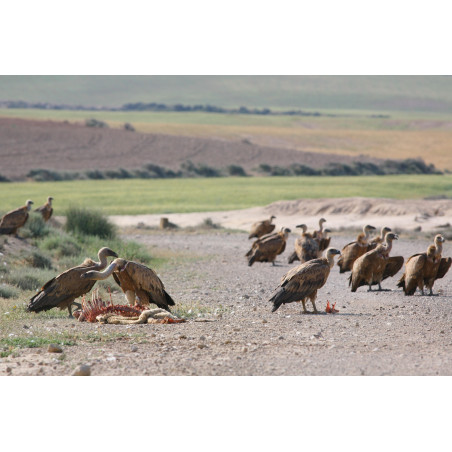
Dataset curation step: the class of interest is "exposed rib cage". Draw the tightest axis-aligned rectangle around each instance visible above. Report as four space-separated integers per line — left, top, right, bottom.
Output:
75 290 147 322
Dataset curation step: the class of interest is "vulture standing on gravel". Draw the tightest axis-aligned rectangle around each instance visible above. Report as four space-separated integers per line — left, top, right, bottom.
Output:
0 200 34 236
348 233 403 292
81 258 175 311
27 247 118 317
397 234 451 296
287 224 319 264
247 227 290 266
312 218 327 240
270 247 341 314
337 224 376 273
34 196 54 222
248 215 276 239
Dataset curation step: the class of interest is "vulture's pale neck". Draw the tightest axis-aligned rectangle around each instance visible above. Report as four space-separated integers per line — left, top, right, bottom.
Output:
86 261 118 280
383 238 394 255
364 227 372 239
326 253 336 268
434 238 443 256
380 228 388 241
96 250 114 270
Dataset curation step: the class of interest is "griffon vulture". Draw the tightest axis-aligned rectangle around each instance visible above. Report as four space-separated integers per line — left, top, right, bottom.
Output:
0 200 34 235
27 247 118 317
317 228 332 257
81 258 175 312
248 215 276 239
397 234 451 295
34 196 54 222
287 224 319 264
270 247 341 314
367 226 392 251
312 218 327 240
337 224 376 273
247 227 290 266
348 233 403 292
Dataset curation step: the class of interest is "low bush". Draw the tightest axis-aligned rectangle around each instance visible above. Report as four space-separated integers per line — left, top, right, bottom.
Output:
85 118 108 128
4 267 55 291
22 250 53 269
0 285 19 299
40 233 83 258
65 207 116 239
21 213 50 238
0 174 10 182
226 165 247 176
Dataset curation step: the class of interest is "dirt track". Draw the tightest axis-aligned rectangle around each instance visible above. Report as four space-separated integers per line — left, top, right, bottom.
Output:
1 230 451 376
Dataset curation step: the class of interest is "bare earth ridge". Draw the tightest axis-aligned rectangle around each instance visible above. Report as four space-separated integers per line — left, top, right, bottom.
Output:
0 117 381 180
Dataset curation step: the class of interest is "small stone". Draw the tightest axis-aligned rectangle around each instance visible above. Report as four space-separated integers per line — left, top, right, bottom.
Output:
278 336 284 340
243 295 250 299
131 346 138 352
72 365 91 376
197 343 206 349
224 340 231 344
23 325 29 329
233 328 240 332
200 335 206 341
262 319 268 324
179 335 187 340
242 347 248 353
47 344 63 353
6 367 12 374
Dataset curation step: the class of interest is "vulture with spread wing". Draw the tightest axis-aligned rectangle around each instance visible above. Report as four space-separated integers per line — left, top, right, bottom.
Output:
349 233 403 292
0 200 34 235
27 247 118 317
270 247 341 314
82 258 175 311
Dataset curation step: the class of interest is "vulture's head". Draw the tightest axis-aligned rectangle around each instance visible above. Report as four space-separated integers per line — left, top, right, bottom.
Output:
382 226 392 235
324 228 332 237
295 224 308 233
26 200 34 210
385 233 399 243
434 234 445 244
47 196 54 204
427 244 437 262
319 218 327 226
270 215 276 221
364 224 376 234
98 247 119 259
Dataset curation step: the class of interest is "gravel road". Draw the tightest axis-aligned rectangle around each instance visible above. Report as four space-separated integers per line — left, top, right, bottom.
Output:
1 230 451 376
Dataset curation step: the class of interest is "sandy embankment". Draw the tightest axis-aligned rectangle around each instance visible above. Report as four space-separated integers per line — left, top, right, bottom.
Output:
109 197 452 232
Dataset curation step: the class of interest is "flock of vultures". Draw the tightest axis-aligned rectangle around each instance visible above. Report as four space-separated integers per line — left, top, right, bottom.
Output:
1 199 451 320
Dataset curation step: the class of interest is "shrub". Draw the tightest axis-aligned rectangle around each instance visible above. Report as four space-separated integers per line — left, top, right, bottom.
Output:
40 234 82 258
85 118 108 128
291 164 321 176
22 250 53 269
0 174 10 182
123 122 135 131
4 268 55 291
65 207 116 239
181 160 221 177
21 213 50 238
0 285 18 299
226 165 247 176
85 170 105 180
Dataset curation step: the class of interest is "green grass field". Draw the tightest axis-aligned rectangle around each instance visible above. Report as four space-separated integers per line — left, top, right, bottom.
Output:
1 175 451 216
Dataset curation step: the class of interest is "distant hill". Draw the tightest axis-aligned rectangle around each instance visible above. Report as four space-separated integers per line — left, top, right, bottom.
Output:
1 75 452 113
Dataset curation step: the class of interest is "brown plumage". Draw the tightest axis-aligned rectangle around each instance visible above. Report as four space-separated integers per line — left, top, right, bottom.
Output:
337 224 376 273
397 234 451 295
349 233 403 292
248 227 290 266
248 215 276 239
34 196 54 222
367 226 392 250
82 258 175 312
317 228 332 257
312 218 327 240
270 248 341 313
0 200 34 235
27 247 118 317
287 224 319 264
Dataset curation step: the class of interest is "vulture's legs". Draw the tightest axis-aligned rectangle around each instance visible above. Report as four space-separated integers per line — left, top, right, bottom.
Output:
68 302 81 318
125 290 136 305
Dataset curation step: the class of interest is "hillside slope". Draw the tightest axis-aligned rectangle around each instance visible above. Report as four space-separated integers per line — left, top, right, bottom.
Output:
1 75 452 113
